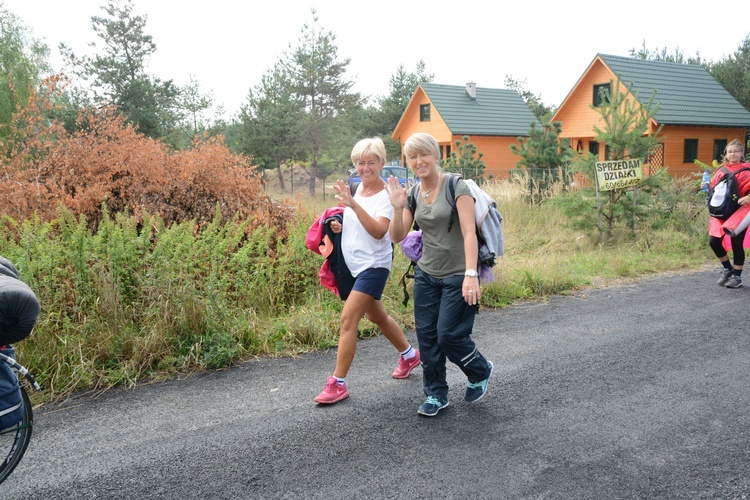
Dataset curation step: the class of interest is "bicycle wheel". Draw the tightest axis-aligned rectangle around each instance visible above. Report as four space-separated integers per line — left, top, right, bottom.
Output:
0 384 33 484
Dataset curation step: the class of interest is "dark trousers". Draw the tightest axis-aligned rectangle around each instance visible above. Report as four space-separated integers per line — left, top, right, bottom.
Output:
413 266 491 400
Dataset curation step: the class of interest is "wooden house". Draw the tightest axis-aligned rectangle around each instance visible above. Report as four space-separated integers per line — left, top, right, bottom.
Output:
552 54 750 177
392 82 540 179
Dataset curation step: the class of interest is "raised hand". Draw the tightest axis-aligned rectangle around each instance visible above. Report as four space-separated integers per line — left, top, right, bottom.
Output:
386 176 407 210
332 179 354 207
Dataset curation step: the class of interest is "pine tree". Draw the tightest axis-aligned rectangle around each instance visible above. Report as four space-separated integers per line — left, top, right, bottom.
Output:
510 121 574 204
60 0 179 140
590 79 663 241
283 9 358 195
444 136 487 182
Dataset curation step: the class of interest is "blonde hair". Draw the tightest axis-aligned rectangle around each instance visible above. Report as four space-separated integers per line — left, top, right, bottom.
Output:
403 132 441 161
351 137 386 165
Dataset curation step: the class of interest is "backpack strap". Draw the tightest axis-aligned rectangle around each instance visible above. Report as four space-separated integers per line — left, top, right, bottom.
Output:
407 184 420 230
731 166 750 196
400 185 422 305
715 166 750 185
445 173 460 232
399 261 416 306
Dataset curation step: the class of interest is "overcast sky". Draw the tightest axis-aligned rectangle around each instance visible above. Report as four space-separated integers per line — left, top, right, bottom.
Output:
3 0 745 119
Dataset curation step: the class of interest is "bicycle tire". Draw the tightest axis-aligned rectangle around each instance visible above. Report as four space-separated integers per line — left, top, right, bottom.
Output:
0 384 33 484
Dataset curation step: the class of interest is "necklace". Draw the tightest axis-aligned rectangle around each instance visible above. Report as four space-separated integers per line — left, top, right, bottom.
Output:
421 174 441 198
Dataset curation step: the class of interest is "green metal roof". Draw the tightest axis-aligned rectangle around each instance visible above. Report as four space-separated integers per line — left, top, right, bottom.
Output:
598 53 750 127
419 82 541 136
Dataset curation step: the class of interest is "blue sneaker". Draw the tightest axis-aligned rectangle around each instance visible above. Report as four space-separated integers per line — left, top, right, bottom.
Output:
465 361 494 402
417 395 449 417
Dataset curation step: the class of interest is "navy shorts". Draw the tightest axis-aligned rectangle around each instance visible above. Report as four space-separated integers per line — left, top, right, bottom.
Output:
349 267 390 300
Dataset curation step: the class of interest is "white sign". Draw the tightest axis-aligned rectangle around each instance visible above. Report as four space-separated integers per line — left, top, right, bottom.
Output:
595 159 643 191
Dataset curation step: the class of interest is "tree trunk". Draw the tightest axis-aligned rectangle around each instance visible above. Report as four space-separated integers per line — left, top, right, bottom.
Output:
309 155 318 196
606 190 615 241
275 157 285 191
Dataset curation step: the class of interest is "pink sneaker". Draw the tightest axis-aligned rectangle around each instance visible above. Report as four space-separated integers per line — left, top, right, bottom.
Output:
314 376 349 404
392 349 421 379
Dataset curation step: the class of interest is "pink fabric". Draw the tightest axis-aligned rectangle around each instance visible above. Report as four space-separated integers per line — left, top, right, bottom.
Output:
319 259 338 295
306 206 344 254
319 234 334 258
719 204 750 249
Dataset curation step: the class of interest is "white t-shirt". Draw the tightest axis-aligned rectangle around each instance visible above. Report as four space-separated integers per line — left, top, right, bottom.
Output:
341 186 393 276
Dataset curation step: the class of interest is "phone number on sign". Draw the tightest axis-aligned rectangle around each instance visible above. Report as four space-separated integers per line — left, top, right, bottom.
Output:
600 178 643 191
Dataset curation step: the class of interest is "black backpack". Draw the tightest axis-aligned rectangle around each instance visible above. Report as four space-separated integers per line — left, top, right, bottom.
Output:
708 166 750 219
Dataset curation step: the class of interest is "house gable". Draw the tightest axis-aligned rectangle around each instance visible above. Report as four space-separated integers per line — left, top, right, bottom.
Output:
552 57 625 137
393 85 453 143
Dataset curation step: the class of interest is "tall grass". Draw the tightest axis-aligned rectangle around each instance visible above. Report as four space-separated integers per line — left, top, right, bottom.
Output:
0 175 711 402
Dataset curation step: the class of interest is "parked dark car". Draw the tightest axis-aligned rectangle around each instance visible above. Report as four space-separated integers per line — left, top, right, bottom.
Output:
348 166 416 189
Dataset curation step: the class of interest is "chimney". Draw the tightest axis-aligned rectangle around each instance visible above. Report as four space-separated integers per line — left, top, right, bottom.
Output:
466 82 476 99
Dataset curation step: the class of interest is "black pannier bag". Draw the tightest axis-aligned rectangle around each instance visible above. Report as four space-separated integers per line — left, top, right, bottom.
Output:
0 256 40 346
0 345 23 429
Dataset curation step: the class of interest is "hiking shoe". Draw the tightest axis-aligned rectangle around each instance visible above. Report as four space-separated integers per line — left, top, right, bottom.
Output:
314 376 349 404
717 268 733 285
392 349 421 379
417 395 449 417
725 275 743 288
465 361 494 403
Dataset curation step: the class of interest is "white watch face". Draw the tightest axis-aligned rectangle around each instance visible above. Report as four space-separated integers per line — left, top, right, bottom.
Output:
465 270 479 277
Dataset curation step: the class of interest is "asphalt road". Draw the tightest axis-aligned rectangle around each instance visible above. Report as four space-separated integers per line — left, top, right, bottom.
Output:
3 267 749 499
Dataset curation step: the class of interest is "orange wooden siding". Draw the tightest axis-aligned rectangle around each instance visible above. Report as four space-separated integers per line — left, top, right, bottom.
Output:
660 126 747 177
461 135 521 179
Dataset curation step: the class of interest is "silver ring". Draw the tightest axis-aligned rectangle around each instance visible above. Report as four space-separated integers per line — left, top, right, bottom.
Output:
468 290 474 293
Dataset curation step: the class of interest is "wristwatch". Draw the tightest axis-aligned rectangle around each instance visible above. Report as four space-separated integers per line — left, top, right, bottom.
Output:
464 269 479 277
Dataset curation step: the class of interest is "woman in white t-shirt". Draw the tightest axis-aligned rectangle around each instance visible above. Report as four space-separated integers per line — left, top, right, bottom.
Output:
314 138 420 404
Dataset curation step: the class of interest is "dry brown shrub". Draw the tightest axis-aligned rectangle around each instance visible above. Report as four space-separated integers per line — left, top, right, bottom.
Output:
0 82 293 239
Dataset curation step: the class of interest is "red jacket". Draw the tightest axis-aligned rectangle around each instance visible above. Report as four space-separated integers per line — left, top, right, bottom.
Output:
306 207 345 295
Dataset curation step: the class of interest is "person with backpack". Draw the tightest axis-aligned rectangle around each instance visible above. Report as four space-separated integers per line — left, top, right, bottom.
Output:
313 137 420 405
707 139 750 288
386 132 494 417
